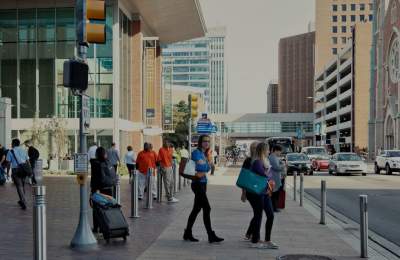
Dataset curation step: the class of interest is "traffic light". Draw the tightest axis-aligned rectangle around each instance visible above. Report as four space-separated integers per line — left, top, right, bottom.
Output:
85 0 106 44
188 95 198 118
63 59 89 92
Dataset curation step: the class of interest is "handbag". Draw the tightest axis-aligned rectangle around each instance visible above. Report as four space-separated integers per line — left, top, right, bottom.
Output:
11 150 33 178
179 158 197 180
236 168 268 195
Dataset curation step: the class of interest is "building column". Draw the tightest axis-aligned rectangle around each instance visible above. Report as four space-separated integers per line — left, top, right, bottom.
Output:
112 2 120 146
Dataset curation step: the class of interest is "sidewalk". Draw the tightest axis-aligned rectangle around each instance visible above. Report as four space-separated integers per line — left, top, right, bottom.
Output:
138 168 362 260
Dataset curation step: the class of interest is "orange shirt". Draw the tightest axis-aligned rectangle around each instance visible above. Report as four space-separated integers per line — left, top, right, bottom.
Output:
158 147 173 168
136 150 156 175
151 150 158 168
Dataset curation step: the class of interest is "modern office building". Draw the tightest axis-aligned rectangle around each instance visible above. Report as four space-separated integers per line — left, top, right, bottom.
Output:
161 26 227 115
0 0 205 158
278 31 315 113
370 0 400 157
266 80 279 113
315 0 374 73
314 22 371 152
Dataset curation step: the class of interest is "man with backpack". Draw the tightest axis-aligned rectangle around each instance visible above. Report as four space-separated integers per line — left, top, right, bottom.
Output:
7 139 31 210
25 140 40 185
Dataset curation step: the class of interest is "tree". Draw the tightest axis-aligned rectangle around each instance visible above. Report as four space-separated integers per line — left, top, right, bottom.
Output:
46 117 69 159
30 113 47 148
163 100 190 146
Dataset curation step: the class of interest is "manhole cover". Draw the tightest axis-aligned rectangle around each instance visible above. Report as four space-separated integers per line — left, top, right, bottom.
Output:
277 255 335 260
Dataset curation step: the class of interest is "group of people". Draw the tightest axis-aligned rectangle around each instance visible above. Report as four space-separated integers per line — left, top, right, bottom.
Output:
0 139 40 210
240 141 285 249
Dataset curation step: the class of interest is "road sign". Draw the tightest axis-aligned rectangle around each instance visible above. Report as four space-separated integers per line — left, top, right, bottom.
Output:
74 153 88 174
197 119 213 134
82 95 90 134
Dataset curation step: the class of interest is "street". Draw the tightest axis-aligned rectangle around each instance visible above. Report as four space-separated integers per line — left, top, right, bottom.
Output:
288 171 400 248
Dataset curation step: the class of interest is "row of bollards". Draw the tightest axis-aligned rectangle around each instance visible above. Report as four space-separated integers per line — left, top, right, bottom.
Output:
292 172 368 258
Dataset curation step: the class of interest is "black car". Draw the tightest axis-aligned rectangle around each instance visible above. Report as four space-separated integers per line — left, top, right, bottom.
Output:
285 153 313 175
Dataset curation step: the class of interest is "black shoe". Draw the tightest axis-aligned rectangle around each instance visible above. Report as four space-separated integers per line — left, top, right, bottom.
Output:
18 200 26 210
208 231 224 243
274 209 281 213
183 229 199 242
92 228 99 233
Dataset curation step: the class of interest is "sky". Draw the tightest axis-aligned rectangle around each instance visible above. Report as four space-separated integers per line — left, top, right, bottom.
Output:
199 0 315 113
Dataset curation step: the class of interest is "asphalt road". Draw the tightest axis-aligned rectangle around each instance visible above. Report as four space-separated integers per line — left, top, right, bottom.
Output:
304 173 400 247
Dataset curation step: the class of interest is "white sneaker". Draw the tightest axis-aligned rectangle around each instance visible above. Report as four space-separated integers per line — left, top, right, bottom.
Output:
168 197 179 203
250 241 279 249
263 241 279 249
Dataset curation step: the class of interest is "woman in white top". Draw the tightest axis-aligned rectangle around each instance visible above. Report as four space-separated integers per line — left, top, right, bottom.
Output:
124 146 136 180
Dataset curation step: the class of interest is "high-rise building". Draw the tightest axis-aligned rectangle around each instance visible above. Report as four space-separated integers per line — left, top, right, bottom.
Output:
314 22 371 152
161 27 227 115
315 0 374 73
0 0 205 157
208 27 227 114
267 81 279 113
278 31 315 113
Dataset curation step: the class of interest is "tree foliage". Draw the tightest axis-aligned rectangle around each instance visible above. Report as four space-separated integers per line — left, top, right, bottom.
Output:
163 100 190 146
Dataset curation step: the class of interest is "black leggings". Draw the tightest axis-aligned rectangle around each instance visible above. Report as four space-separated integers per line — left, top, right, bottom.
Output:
246 192 274 243
185 182 213 234
127 164 135 178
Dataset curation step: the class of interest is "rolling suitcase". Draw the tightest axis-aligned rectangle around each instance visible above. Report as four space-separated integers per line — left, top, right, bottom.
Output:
277 190 286 209
93 203 129 243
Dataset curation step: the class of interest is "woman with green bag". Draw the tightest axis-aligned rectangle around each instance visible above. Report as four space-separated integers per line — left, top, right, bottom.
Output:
246 142 278 249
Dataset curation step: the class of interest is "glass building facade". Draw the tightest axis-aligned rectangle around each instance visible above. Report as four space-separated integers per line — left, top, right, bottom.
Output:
0 7 113 120
222 121 313 135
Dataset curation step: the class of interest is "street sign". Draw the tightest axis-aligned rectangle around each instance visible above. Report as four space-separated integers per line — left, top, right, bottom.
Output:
82 95 90 134
74 153 88 174
146 108 155 119
197 118 213 134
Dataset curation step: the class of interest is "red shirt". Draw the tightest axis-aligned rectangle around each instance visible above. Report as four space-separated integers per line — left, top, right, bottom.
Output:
136 150 156 175
158 147 173 168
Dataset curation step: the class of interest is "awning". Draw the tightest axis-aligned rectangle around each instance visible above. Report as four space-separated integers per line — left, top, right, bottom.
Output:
128 0 206 43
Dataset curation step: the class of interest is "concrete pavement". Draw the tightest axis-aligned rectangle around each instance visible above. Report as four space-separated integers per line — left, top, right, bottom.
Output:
0 167 392 259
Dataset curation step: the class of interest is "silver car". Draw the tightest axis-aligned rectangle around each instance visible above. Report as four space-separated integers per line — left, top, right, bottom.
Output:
328 153 367 176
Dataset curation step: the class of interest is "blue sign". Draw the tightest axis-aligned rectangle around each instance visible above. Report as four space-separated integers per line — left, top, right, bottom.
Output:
211 124 218 133
197 119 213 134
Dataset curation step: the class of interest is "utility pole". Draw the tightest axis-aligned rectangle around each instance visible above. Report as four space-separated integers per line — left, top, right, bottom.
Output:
69 0 106 249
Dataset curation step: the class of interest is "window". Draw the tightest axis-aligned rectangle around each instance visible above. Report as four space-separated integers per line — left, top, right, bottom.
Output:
342 15 347 22
369 3 373 10
332 37 338 44
332 48 337 55
332 15 338 22
332 4 337 11
351 4 356 11
342 26 347 33
360 14 365 21
332 26 338 33
369 14 373 21
351 15 356 22
360 3 365 11
341 4 347 11
342 37 346 44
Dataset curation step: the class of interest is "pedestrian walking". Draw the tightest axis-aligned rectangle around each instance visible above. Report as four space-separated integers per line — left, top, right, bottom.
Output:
90 146 117 233
6 139 32 210
124 146 136 182
247 142 278 249
107 142 120 173
24 140 40 185
136 143 157 200
183 135 224 243
208 149 216 176
240 141 259 241
158 140 179 203
268 145 284 213
0 144 6 185
88 142 98 166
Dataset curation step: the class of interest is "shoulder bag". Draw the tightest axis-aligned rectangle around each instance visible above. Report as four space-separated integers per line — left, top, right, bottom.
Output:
11 150 33 178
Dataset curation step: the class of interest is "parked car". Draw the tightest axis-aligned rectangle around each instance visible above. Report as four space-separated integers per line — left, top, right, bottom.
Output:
301 146 330 171
328 153 367 176
375 150 400 175
285 153 313 175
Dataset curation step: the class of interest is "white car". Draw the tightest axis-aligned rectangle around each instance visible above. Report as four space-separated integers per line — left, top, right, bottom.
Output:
375 150 400 175
328 153 367 176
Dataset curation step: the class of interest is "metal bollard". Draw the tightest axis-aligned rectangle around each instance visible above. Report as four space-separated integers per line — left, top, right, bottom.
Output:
320 180 326 225
145 169 154 209
360 195 368 258
293 171 297 201
33 185 47 260
179 173 182 191
300 172 304 207
115 174 121 204
157 168 163 203
130 170 140 218
173 160 178 194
